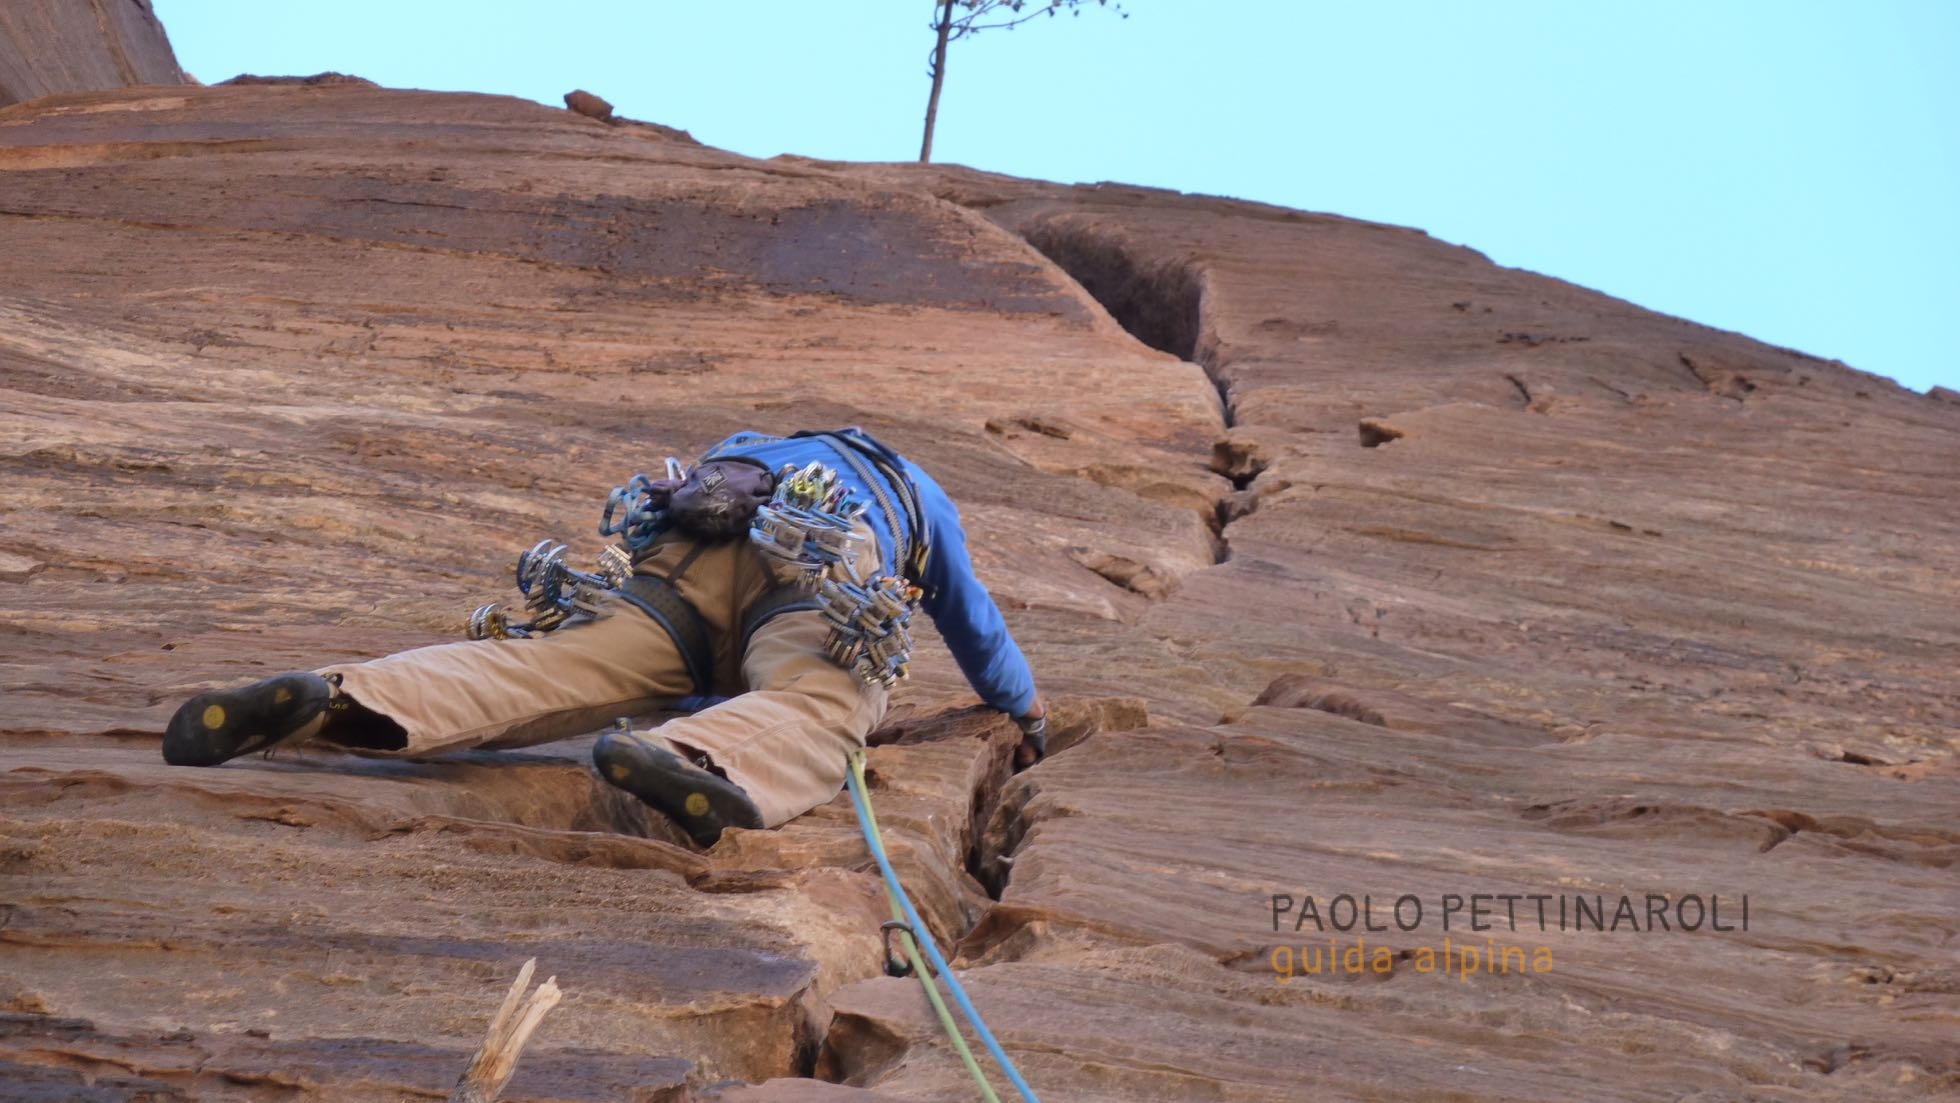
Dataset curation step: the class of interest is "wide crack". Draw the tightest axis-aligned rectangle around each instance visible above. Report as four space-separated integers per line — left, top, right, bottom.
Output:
1013 215 1250 565
1017 218 1213 395
699 216 1244 1094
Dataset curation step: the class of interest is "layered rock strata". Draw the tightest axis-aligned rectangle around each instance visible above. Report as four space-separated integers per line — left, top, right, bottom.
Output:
0 81 1954 1101
0 0 187 108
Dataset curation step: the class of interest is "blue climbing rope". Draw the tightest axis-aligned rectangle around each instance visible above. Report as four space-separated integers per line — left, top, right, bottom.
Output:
845 752 1040 1103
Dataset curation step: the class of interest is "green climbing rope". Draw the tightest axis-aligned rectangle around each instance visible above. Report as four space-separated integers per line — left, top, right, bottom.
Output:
847 752 1008 1103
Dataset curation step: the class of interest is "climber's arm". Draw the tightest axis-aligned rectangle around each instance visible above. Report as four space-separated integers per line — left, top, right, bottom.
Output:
911 470 1040 728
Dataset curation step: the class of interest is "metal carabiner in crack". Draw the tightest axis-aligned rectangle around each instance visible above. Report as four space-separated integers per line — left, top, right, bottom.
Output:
880 919 927 978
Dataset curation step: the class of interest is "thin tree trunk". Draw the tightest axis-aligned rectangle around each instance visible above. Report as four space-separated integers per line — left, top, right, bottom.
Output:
920 0 954 162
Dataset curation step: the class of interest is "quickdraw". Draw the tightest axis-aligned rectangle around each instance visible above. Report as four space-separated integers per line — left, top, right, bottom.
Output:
599 457 688 558
466 539 633 640
879 919 921 978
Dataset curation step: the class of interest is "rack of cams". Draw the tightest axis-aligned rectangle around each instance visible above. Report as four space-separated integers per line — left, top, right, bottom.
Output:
469 458 686 641
751 461 864 586
466 540 632 641
816 574 922 689
751 461 922 688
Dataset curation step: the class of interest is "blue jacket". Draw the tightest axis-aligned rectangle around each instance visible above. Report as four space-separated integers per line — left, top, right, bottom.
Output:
701 428 1038 717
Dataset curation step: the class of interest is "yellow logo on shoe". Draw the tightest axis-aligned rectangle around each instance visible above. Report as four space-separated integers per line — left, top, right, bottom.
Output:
202 705 226 729
608 764 630 782
685 793 710 817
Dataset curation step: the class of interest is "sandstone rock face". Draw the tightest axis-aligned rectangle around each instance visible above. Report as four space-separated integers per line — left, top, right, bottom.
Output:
0 0 187 108
1 81 1955 1101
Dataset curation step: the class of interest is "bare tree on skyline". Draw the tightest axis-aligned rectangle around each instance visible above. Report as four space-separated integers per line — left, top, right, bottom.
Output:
918 0 1126 163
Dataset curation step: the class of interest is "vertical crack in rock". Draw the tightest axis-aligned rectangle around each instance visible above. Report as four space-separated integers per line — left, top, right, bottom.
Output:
948 713 1045 909
964 744 1016 905
969 768 1034 903
958 699 1149 959
1013 216 1246 565
1016 219 1210 388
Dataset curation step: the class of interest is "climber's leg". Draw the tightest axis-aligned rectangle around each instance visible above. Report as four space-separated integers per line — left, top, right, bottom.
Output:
313 602 696 756
635 608 890 829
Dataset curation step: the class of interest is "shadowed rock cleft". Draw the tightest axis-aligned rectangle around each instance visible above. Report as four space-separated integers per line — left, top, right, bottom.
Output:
1357 418 1404 447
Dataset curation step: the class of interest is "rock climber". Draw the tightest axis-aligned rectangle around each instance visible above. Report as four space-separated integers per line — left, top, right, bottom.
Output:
162 428 1047 846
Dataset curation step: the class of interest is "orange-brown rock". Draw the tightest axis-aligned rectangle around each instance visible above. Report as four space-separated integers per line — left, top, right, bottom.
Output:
1 75 1954 1103
563 88 615 123
0 0 187 107
218 72 378 88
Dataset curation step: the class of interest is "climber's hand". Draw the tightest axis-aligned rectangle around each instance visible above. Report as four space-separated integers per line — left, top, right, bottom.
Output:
1013 696 1048 772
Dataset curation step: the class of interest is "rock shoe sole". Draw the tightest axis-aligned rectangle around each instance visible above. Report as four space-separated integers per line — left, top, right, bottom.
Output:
593 731 763 847
162 672 332 766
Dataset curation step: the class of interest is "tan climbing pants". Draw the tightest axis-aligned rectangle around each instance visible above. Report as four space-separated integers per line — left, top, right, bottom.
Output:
315 529 888 828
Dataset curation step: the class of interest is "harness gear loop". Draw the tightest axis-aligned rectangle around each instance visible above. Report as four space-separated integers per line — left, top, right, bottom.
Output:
600 466 682 558
469 539 628 641
817 575 922 688
788 429 934 583
751 461 868 588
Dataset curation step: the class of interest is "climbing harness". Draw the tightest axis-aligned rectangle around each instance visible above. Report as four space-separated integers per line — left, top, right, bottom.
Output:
463 461 723 691
612 575 714 695
846 752 1039 1103
751 462 923 689
467 457 696 643
471 446 924 689
709 428 934 584
474 456 690 638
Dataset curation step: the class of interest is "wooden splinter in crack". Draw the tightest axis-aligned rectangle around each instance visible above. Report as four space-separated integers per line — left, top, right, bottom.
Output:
449 958 563 1103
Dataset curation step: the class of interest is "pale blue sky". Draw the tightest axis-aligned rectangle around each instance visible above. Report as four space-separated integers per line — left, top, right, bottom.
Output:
153 1 1957 393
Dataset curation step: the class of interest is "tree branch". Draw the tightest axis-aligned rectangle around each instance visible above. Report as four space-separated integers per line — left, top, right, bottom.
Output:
948 0 1123 40
448 959 563 1103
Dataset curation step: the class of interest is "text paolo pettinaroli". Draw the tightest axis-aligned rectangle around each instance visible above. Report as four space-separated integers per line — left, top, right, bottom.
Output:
1264 892 1750 984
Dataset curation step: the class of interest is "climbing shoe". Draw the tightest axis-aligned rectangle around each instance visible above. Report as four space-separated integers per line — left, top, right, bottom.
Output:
162 672 334 766
592 730 764 847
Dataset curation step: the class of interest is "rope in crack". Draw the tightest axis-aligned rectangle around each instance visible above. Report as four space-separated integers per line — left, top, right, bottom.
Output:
846 751 1039 1103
